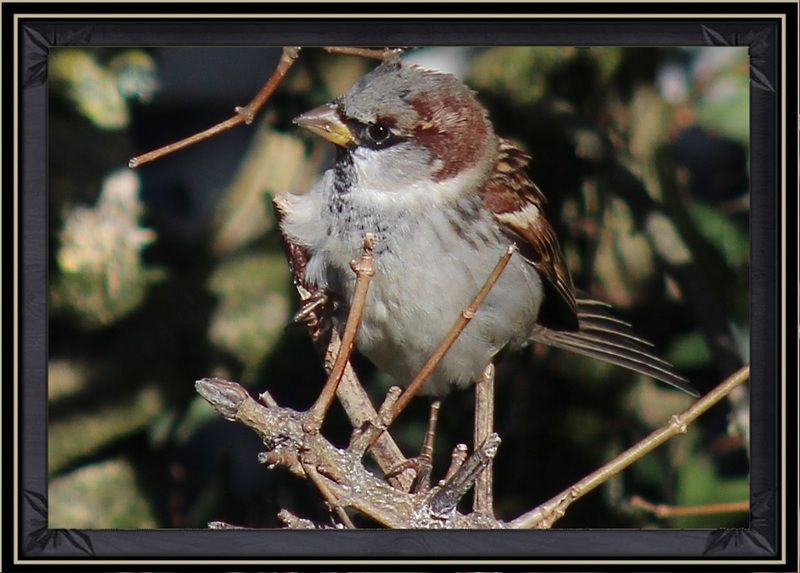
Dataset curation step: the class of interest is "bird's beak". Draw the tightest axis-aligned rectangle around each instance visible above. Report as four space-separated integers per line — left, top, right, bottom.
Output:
293 103 356 147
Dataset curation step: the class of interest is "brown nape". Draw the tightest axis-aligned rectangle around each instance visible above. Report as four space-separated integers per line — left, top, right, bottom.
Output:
407 91 489 181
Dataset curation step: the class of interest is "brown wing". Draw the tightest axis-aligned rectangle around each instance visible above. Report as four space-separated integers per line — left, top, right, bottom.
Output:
482 138 579 331
482 140 696 396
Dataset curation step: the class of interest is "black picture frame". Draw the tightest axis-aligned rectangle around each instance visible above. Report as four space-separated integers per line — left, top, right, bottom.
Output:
6 2 798 570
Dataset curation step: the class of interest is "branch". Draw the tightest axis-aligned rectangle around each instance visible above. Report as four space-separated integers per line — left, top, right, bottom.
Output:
509 364 750 529
304 234 376 432
129 46 408 168
473 364 495 516
195 376 502 529
427 433 501 520
626 495 749 518
327 331 413 490
323 46 408 61
129 47 301 168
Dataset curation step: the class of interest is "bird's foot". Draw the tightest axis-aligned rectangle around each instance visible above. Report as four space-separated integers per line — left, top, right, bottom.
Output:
293 288 335 341
385 399 442 493
386 453 434 493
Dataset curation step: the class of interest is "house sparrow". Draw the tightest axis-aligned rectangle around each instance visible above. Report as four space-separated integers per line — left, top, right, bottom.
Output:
275 59 697 399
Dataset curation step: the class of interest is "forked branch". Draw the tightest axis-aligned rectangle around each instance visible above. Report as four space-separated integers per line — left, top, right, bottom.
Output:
195 376 503 528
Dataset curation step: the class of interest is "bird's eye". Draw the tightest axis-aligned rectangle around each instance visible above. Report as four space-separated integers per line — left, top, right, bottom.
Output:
367 122 390 143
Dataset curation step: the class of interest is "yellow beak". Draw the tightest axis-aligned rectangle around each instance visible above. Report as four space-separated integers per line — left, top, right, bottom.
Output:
293 103 356 147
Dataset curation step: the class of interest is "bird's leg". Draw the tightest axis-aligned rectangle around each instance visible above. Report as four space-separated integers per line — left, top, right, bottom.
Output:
292 288 335 342
473 363 495 516
386 399 441 493
303 235 375 433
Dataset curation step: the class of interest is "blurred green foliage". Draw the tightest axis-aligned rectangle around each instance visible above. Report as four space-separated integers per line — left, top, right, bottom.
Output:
49 48 158 130
207 251 291 381
50 457 158 528
50 169 163 328
688 201 749 269
48 46 749 530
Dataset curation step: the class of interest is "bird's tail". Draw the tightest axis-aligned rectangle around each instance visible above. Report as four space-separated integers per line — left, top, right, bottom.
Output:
529 296 699 397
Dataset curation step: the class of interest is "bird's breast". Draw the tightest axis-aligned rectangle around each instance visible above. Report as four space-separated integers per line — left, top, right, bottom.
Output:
322 201 544 396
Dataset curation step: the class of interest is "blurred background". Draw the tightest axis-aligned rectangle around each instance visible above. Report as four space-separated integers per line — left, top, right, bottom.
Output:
47 46 750 529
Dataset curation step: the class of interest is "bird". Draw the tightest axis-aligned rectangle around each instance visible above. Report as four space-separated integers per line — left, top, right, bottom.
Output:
275 58 697 418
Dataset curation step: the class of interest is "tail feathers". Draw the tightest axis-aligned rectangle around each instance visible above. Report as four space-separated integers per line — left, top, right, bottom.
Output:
530 297 699 397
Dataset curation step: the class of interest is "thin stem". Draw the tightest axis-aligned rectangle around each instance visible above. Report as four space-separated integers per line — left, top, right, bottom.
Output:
304 235 376 432
129 46 301 168
510 364 750 529
473 364 495 516
347 386 401 458
627 495 749 518
323 46 407 61
442 444 469 482
302 461 355 528
427 434 501 518
420 399 442 463
328 334 412 490
390 245 517 420
277 509 325 529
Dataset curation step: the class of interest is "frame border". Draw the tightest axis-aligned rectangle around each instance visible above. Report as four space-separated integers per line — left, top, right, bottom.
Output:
6 2 798 570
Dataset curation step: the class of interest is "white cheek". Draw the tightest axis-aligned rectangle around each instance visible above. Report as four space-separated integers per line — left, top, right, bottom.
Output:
352 147 421 195
349 148 487 212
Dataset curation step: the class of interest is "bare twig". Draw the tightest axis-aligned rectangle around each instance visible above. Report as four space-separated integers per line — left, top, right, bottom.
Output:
258 389 279 408
626 495 749 518
278 508 347 529
129 45 405 169
509 364 750 529
277 509 329 529
326 332 413 490
348 386 401 458
301 460 356 528
323 46 408 61
389 245 517 420
304 234 376 432
427 434 502 519
257 448 304 478
473 364 495 516
442 444 469 483
207 521 246 529
129 47 301 168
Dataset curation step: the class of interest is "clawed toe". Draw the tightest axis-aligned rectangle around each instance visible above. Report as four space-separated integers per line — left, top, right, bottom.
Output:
387 454 433 493
385 399 442 493
293 289 335 340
